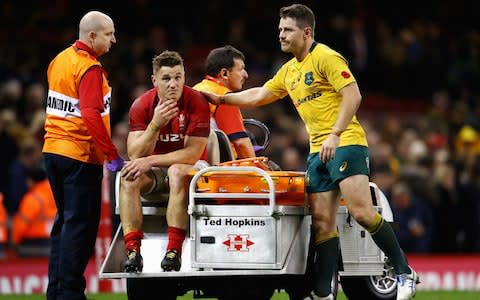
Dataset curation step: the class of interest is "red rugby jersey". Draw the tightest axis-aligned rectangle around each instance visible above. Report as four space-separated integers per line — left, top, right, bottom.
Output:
128 86 210 157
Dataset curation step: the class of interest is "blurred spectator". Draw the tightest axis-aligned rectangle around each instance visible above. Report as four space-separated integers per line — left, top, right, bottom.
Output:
0 110 19 203
11 168 55 257
5 135 44 215
1 108 30 147
447 31 480 97
348 15 369 88
0 192 7 257
111 120 129 160
456 157 480 252
370 163 396 199
0 78 22 111
14 82 48 146
430 163 460 253
396 129 438 204
380 115 403 149
370 141 400 179
263 129 291 165
454 102 480 169
293 120 309 158
390 182 434 253
18 82 46 130
455 124 480 158
425 89 451 136
280 147 305 171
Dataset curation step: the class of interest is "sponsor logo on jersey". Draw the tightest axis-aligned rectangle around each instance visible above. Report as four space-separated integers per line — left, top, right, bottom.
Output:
304 72 314 85
158 133 184 142
294 91 322 107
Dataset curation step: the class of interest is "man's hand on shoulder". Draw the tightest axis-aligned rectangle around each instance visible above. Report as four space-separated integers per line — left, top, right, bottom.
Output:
199 90 223 105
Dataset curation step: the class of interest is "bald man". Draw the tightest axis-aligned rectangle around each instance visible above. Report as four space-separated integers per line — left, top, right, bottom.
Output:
43 10 122 300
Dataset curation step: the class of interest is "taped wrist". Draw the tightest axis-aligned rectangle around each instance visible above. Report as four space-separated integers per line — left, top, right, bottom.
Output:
149 121 160 131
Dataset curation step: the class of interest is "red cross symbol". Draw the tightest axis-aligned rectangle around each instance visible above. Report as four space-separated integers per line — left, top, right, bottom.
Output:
223 234 255 251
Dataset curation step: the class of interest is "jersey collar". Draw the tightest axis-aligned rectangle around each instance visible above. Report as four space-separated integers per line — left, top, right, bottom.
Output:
309 41 318 53
74 40 98 58
205 75 225 87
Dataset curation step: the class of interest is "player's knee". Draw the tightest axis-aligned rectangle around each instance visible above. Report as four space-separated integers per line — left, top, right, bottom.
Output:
348 205 375 226
120 175 139 191
167 164 189 179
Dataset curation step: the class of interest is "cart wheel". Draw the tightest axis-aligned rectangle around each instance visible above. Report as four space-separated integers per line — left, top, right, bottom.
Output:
340 260 396 300
126 278 178 300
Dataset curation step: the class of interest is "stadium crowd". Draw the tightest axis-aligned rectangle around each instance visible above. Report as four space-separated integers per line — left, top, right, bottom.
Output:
0 0 479 256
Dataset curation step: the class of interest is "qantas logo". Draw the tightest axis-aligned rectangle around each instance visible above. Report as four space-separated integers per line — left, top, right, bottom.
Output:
294 91 321 107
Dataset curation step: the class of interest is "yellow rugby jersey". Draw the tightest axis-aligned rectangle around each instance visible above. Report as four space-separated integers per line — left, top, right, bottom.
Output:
264 42 367 154
43 44 112 164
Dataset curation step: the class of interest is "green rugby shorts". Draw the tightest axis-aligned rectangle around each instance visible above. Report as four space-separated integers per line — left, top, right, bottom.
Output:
306 145 370 193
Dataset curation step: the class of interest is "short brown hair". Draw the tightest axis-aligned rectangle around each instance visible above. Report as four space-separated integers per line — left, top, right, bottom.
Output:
152 50 184 74
204 45 245 77
279 4 315 35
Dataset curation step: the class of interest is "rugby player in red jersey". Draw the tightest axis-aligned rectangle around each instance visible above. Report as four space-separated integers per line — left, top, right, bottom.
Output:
118 50 210 272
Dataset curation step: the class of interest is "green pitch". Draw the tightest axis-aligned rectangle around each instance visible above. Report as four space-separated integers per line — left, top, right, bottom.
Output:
1 291 479 299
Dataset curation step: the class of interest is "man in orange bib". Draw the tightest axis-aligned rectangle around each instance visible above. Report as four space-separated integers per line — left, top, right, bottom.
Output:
42 11 122 300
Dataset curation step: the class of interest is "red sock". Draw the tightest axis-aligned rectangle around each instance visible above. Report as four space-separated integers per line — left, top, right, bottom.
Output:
124 231 144 253
166 226 186 255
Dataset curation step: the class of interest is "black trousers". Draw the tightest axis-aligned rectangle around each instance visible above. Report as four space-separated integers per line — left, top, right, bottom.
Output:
44 153 103 300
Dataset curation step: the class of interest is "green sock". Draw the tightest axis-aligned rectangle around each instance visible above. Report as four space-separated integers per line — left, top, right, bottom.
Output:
367 214 410 274
313 236 339 297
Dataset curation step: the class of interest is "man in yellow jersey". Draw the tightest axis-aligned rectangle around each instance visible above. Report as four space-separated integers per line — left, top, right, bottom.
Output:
201 4 418 300
193 45 256 159
42 11 122 300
